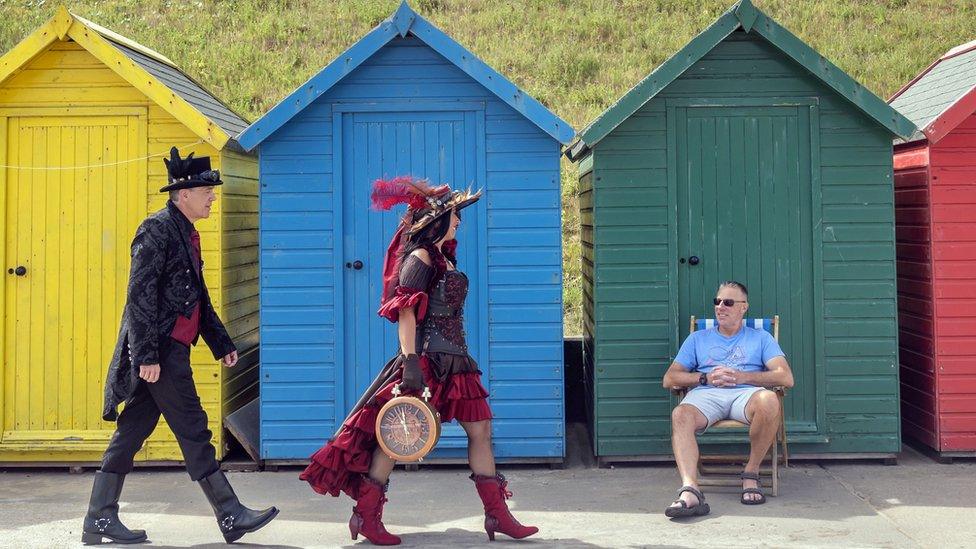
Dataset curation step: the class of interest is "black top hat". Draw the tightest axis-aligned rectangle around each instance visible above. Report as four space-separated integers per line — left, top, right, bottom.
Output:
159 147 223 192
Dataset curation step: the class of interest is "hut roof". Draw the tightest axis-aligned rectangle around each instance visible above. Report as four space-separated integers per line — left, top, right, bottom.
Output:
889 40 976 144
568 0 915 160
237 1 574 151
0 6 248 149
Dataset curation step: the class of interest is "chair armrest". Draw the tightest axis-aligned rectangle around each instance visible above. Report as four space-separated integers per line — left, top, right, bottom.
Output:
672 385 786 396
673 386 786 397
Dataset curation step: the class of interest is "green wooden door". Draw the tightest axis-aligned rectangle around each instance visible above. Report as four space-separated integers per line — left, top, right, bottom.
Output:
674 104 820 433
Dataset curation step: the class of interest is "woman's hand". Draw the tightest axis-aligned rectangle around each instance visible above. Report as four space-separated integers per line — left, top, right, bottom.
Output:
401 353 424 392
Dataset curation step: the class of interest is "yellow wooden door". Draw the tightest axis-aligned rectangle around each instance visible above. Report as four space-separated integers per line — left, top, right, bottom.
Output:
1 107 148 460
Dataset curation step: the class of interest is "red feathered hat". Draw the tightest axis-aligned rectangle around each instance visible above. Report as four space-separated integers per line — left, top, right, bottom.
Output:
370 175 481 236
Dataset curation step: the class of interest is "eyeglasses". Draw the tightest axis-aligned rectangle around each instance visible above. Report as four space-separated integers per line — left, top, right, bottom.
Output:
713 298 747 307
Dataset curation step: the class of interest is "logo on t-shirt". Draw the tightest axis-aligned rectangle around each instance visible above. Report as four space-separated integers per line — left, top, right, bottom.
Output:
706 345 746 369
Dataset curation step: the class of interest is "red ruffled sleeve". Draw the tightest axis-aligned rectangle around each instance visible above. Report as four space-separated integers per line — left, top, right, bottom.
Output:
376 255 435 323
377 286 429 323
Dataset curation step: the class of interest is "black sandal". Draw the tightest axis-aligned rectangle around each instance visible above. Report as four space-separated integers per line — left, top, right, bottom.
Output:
665 485 710 517
740 472 767 505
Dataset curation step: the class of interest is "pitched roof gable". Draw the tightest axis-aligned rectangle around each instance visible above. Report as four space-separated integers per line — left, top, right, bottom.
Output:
237 1 574 151
889 40 976 144
569 0 915 159
0 6 247 149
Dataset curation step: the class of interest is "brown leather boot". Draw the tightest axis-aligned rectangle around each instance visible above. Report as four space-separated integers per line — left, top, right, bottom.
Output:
349 477 401 546
470 473 538 541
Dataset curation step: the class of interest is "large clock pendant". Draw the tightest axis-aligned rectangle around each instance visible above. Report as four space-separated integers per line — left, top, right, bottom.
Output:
376 385 441 462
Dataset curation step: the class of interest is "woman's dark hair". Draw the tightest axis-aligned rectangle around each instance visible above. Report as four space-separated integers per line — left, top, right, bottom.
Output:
399 210 456 273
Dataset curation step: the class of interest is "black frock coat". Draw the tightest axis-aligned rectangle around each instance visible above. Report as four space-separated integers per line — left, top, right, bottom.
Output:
102 201 235 421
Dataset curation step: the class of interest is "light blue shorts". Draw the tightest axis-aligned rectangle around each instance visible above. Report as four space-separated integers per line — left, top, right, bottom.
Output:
680 386 765 434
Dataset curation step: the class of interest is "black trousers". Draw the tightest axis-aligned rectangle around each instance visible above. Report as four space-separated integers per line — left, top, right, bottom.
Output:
101 338 218 481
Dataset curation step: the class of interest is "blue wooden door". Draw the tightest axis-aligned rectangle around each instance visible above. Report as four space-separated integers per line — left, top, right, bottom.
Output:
340 108 483 451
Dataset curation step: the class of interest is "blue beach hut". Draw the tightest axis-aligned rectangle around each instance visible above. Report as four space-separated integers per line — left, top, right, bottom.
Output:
238 2 574 463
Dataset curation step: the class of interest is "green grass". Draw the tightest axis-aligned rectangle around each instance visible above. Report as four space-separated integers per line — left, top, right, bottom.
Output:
2 0 974 335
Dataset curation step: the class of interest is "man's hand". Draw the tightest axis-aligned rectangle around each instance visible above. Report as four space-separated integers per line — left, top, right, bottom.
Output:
708 366 738 387
222 350 239 368
139 364 161 383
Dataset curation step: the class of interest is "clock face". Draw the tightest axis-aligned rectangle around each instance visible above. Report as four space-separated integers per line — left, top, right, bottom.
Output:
378 402 433 457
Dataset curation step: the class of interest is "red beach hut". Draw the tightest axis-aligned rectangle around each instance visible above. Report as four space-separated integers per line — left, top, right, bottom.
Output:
890 39 976 458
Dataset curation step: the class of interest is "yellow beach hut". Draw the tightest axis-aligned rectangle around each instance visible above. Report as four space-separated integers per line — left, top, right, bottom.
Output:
0 7 258 464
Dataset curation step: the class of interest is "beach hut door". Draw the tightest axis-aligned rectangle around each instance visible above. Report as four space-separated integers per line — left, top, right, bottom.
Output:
674 104 821 434
340 107 484 450
1 109 147 453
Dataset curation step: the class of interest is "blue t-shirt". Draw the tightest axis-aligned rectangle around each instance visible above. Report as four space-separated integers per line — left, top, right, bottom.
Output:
674 326 785 389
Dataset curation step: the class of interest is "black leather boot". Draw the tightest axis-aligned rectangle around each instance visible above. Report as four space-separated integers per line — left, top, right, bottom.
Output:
81 471 148 545
198 470 279 543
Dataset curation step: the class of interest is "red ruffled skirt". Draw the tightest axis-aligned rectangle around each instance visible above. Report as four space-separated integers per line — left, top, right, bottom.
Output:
299 353 492 498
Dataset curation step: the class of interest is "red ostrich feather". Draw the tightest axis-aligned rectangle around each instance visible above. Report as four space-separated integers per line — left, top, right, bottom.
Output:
369 176 436 211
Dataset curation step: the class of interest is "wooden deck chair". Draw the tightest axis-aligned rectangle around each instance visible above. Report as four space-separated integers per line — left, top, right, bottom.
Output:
671 315 788 496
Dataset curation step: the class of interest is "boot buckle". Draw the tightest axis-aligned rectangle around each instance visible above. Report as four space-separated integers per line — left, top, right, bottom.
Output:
94 517 111 532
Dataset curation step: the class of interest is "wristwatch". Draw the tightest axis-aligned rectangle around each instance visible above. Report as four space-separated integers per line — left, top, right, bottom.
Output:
698 373 708 386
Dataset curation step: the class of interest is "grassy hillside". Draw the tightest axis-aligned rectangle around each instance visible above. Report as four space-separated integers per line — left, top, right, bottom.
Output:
2 0 974 335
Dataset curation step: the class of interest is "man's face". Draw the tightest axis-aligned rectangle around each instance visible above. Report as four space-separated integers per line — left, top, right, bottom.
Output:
714 285 748 329
179 186 216 222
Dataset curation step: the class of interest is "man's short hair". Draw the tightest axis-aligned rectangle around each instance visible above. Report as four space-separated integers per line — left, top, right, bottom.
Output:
169 190 180 203
719 280 748 297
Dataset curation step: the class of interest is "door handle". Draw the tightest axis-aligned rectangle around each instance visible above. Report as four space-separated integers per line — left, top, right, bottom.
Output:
345 260 364 270
688 256 700 266
8 266 27 276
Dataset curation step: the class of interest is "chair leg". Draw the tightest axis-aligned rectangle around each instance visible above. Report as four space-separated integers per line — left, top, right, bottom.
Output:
779 403 789 468
772 434 779 497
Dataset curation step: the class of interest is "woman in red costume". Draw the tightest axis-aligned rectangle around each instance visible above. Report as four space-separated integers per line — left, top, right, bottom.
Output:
299 176 538 545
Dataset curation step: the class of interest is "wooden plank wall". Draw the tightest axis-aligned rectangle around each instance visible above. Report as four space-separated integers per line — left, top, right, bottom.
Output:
894 141 939 450
578 159 596 447
929 112 976 451
217 150 260 423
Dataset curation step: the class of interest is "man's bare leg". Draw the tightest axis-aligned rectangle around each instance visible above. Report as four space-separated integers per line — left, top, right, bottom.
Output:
669 404 709 508
742 389 781 502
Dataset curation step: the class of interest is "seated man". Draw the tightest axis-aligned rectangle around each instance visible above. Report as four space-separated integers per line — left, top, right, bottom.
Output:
661 280 794 517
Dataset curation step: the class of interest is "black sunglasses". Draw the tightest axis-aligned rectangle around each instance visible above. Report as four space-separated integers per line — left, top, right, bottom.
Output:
713 298 747 307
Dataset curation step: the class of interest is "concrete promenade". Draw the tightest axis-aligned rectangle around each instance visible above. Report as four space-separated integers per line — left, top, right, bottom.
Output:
1 442 973 548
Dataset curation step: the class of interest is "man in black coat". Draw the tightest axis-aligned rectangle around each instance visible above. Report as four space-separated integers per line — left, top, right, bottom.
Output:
82 148 278 545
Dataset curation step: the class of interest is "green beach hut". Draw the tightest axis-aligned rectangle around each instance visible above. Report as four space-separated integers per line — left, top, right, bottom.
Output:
567 0 916 463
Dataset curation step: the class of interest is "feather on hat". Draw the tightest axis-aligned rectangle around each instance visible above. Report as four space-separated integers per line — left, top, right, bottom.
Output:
159 146 223 192
370 175 480 235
